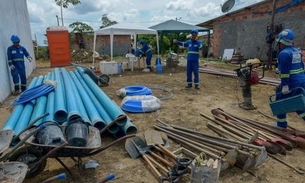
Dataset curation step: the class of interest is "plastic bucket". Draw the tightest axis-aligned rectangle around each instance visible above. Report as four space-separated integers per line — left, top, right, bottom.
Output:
65 118 89 147
35 122 66 145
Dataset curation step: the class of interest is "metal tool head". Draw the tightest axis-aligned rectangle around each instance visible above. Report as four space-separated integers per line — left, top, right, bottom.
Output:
0 129 13 155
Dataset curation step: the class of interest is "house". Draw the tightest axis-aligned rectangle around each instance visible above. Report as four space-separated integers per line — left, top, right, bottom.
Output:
0 0 35 103
197 0 305 61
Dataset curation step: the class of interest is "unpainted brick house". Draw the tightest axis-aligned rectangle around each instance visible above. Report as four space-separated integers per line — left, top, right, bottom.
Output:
72 33 132 58
197 0 305 61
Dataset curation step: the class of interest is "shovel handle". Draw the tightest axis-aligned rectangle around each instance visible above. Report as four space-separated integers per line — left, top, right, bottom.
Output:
142 154 163 179
157 144 177 159
148 150 174 167
146 154 169 174
269 154 305 174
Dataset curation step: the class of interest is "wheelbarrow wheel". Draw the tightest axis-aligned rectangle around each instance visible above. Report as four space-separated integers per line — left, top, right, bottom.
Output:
99 74 110 85
9 146 47 178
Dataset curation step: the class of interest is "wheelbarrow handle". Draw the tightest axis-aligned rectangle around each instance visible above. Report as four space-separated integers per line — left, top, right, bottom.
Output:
40 173 66 183
0 125 47 162
96 173 115 183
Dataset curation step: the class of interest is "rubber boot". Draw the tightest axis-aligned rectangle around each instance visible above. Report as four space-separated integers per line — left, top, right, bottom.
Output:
185 84 192 89
195 85 200 90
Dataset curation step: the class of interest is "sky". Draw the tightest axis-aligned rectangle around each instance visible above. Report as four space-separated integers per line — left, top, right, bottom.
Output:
26 0 264 45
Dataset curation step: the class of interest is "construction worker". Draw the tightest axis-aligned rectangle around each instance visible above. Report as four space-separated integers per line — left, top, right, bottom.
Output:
138 39 153 72
174 29 203 89
7 35 32 95
275 29 305 128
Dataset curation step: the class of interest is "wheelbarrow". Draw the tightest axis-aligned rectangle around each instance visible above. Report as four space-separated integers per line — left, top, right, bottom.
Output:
10 125 134 179
0 161 28 183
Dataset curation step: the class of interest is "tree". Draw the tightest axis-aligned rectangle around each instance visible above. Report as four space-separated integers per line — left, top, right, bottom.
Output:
55 0 81 26
69 22 93 50
100 14 117 29
69 21 94 33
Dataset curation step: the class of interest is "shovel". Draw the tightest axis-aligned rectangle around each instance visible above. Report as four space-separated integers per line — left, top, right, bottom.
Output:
125 137 168 182
145 130 192 167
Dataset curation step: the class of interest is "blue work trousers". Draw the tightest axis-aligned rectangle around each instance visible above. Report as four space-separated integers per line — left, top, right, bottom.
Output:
10 63 27 92
186 60 199 85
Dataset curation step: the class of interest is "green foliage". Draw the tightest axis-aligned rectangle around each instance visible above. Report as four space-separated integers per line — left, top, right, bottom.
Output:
55 0 81 8
100 14 117 29
33 46 49 61
69 22 94 33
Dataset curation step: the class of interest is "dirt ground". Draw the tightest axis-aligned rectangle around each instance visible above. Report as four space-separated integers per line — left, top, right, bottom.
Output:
1 58 305 183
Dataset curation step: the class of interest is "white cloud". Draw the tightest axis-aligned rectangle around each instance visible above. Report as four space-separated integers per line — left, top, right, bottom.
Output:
26 0 264 45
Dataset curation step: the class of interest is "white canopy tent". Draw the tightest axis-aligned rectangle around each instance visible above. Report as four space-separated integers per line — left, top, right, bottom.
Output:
93 23 160 66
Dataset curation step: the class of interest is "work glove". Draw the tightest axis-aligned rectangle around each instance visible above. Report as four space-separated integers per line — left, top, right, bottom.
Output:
9 65 15 70
281 85 290 94
28 57 32 62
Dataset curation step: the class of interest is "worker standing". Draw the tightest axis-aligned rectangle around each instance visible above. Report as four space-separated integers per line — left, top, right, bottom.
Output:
138 39 153 72
174 29 203 89
7 35 32 95
274 29 305 128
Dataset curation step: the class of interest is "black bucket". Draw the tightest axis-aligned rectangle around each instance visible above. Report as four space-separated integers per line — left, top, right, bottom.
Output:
35 122 66 145
65 118 89 147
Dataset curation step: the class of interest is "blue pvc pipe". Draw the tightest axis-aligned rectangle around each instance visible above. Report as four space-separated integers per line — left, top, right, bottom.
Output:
13 76 44 136
77 67 127 125
113 128 126 139
44 72 56 123
31 72 51 126
60 68 81 121
74 70 119 133
67 71 91 125
2 77 39 130
54 68 68 123
69 71 106 129
120 118 138 135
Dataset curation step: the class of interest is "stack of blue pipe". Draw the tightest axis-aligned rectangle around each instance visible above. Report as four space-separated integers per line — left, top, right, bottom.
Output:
2 67 137 140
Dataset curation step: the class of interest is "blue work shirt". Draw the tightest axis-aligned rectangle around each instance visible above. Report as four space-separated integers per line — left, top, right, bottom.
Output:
178 39 203 61
277 46 305 86
7 45 30 68
139 43 153 57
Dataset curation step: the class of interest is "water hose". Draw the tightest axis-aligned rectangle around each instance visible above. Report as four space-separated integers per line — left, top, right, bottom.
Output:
148 86 173 101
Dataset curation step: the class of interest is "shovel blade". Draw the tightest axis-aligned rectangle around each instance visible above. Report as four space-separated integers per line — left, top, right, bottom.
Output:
125 138 141 159
145 130 164 146
254 148 268 168
242 155 255 171
224 148 237 166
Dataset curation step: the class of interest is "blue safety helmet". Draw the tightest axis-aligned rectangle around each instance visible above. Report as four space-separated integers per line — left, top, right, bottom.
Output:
190 29 198 34
138 39 145 45
10 35 20 43
276 29 294 46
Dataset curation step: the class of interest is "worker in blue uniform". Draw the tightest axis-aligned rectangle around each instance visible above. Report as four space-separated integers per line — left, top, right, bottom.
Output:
7 35 32 95
174 29 203 89
138 39 153 72
275 29 305 128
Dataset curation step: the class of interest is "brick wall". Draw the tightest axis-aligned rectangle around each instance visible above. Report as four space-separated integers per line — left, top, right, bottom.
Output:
212 0 305 60
72 34 131 57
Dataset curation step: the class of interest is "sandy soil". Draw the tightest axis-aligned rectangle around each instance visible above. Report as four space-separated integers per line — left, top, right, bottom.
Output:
1 58 305 183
